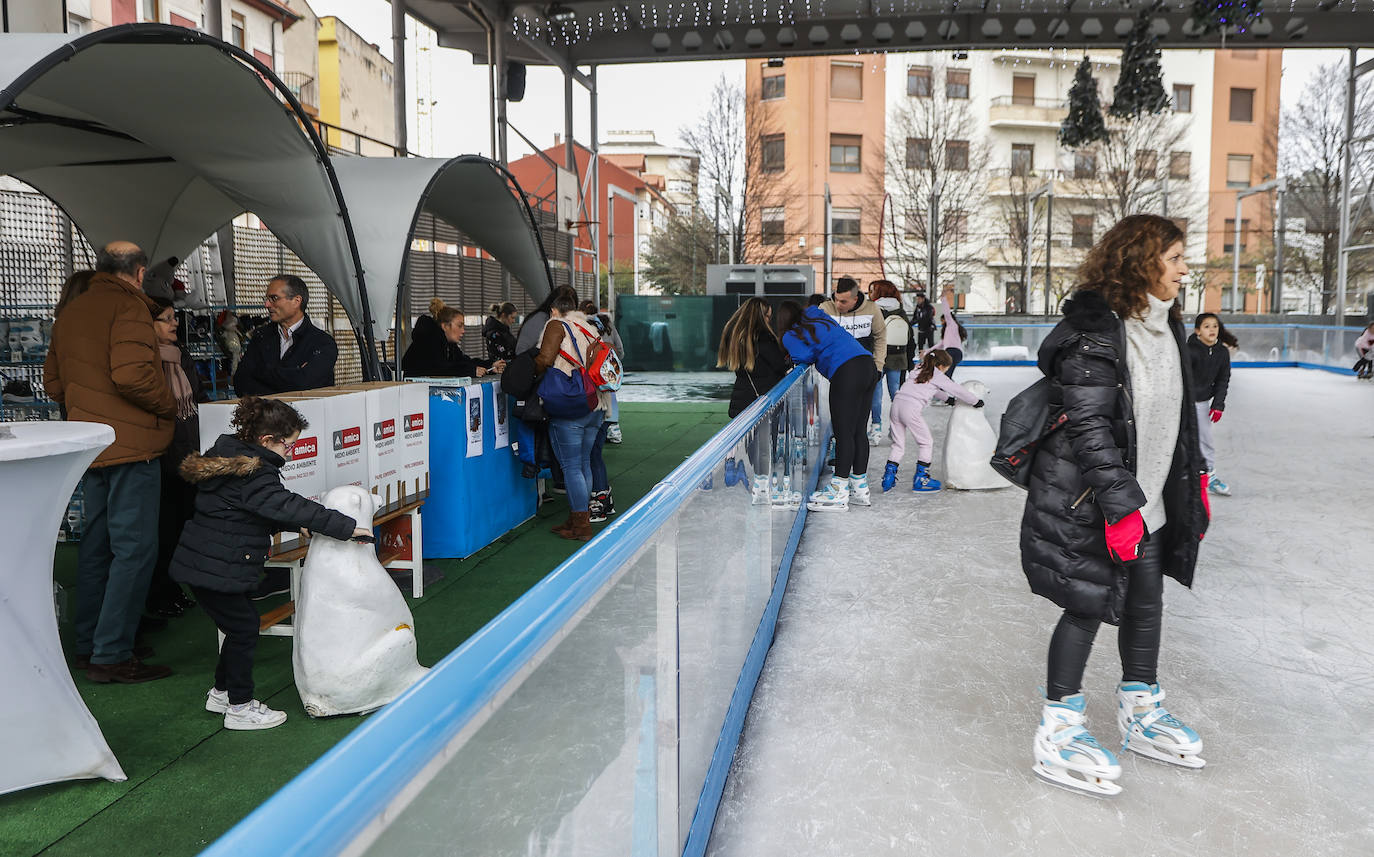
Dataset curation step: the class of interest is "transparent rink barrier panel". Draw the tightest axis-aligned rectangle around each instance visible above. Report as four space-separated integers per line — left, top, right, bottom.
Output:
962 323 1366 367
353 370 825 857
675 371 824 851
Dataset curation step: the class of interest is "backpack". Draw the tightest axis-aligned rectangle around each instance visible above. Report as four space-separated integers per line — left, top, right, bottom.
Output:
989 376 1067 489
569 320 623 391
537 322 598 418
499 351 539 400
883 309 910 348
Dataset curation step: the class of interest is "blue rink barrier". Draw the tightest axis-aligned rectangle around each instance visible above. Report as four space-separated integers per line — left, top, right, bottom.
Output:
201 366 827 857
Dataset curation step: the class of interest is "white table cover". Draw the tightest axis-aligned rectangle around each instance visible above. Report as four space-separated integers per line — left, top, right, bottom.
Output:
0 421 126 795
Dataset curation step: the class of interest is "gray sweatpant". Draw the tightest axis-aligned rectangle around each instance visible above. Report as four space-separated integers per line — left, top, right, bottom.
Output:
1195 402 1216 472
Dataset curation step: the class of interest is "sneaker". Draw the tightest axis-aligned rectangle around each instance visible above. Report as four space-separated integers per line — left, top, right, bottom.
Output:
86 657 173 684
605 422 623 444
588 491 608 523
206 687 231 713
223 699 287 731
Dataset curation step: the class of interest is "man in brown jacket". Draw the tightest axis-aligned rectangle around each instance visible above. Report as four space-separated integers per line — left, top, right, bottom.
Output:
45 241 178 683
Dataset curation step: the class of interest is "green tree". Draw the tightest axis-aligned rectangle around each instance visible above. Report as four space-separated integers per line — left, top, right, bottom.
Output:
640 208 718 295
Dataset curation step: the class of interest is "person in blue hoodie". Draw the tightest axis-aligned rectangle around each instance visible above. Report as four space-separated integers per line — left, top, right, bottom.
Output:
776 300 879 511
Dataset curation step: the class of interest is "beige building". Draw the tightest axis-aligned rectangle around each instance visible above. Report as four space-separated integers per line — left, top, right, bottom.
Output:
744 55 888 292
317 15 396 155
599 130 701 214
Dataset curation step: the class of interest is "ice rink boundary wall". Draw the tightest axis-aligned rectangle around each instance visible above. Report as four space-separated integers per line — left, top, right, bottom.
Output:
201 366 825 857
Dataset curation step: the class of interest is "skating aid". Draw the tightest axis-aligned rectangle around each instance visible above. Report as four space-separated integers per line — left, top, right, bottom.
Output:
1116 682 1205 768
1032 693 1123 797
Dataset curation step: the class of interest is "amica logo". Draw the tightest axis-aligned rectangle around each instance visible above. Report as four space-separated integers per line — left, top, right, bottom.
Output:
373 419 396 441
332 427 362 451
403 413 425 432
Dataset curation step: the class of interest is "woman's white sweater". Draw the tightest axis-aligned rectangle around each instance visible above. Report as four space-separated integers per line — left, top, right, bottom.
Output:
1123 294 1182 533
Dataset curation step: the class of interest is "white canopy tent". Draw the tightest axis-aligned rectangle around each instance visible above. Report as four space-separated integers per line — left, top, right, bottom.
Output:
0 24 554 379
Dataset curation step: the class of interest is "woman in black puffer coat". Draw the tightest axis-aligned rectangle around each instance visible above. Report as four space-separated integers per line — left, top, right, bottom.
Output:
170 398 364 728
1022 215 1211 796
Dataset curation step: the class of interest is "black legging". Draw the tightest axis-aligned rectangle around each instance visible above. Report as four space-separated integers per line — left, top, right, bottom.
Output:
943 346 964 380
829 357 879 479
1046 534 1164 701
917 327 934 351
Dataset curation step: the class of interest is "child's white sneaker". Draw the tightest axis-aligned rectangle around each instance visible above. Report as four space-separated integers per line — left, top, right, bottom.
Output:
224 699 287 730
205 687 230 713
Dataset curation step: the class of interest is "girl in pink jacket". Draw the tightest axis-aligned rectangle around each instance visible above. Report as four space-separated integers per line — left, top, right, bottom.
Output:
883 349 984 492
1354 323 1374 380
935 291 968 378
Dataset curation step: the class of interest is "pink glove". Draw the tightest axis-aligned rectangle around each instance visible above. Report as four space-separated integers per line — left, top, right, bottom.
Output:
1199 472 1211 526
1209 409 1223 423
1105 510 1145 562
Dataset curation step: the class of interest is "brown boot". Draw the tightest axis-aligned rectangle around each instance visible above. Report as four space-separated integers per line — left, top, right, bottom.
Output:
550 514 575 536
86 657 173 684
559 511 593 542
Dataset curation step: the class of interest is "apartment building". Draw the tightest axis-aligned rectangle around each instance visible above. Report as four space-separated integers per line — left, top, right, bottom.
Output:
65 1 299 68
599 130 701 214
317 16 397 155
743 55 888 291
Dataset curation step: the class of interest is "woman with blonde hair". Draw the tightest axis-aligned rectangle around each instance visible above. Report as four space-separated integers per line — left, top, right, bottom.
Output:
717 298 791 501
402 298 506 378
1021 214 1210 796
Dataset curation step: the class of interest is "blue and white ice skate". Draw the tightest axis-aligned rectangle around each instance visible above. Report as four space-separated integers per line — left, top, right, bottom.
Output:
1032 693 1123 797
848 473 872 506
1116 682 1205 768
806 476 849 512
912 462 942 492
1206 471 1232 496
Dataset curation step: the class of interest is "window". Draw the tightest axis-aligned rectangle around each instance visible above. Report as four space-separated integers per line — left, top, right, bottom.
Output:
945 139 969 171
1172 84 1193 113
230 12 245 49
831 208 861 244
761 207 785 245
1226 154 1252 188
907 66 932 97
906 137 931 170
1223 218 1251 253
1011 143 1034 176
904 209 924 239
1012 74 1036 106
1229 88 1255 123
1169 151 1191 180
142 0 159 22
761 134 785 173
1072 215 1094 249
943 210 969 241
1135 150 1158 179
762 74 785 100
830 134 861 172
946 68 970 99
1074 151 1097 179
831 63 863 100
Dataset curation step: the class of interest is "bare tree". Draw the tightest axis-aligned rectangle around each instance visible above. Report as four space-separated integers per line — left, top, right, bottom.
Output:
884 63 990 295
1082 111 1203 228
679 75 748 266
1279 60 1374 313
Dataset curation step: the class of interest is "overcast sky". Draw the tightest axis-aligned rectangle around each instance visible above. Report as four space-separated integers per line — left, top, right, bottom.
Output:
307 0 1363 162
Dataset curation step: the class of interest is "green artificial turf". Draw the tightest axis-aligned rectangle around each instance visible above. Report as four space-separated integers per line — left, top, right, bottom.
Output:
0 402 728 857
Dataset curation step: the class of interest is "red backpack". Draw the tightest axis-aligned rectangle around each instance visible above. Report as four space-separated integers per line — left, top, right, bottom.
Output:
565 321 624 392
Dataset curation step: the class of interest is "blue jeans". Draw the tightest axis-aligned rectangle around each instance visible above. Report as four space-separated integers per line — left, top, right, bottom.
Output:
870 369 904 425
590 419 610 492
549 409 603 512
73 460 162 664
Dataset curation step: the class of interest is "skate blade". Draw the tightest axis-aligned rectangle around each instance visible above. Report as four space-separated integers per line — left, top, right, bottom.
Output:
1124 742 1206 769
806 502 848 512
1032 764 1122 797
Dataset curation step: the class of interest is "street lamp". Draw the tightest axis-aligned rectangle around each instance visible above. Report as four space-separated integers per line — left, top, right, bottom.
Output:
1023 181 1054 316
1232 178 1286 314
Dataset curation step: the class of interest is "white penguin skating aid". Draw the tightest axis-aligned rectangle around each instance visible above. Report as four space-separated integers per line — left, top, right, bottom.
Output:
293 486 430 717
1032 694 1123 797
1116 682 1205 768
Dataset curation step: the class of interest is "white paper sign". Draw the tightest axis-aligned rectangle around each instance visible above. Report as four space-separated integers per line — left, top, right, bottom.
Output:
493 387 510 449
465 386 483 458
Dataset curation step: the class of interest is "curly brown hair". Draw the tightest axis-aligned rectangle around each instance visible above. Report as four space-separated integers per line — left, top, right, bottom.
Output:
867 279 900 301
1076 214 1185 320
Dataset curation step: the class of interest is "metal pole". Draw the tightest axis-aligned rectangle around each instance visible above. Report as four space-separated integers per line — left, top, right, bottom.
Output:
391 0 407 156
824 184 834 291
590 65 600 299
1044 188 1053 316
1336 47 1356 328
927 190 939 294
1232 194 1243 312
1274 181 1286 314
1022 194 1032 310
564 68 576 278
494 21 508 166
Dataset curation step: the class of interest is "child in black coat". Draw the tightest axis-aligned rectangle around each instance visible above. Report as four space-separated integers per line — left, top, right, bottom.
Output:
170 397 369 730
1187 313 1235 496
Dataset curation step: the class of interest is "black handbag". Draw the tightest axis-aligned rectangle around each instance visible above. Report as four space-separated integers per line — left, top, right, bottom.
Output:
501 351 539 400
989 376 1067 489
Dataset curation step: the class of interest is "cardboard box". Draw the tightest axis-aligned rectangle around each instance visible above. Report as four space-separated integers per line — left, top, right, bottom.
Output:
364 384 401 507
198 398 238 455
398 382 430 505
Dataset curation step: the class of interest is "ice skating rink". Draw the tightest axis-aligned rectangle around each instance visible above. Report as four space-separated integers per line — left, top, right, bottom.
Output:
707 367 1374 857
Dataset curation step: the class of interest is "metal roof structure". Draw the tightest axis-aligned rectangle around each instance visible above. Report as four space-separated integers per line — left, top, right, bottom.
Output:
405 0 1374 67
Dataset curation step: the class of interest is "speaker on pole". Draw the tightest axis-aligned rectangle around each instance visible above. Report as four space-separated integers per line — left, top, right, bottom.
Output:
505 61 527 102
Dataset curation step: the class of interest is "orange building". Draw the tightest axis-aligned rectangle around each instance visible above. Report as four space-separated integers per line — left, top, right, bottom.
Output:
1205 49 1282 313
744 55 887 292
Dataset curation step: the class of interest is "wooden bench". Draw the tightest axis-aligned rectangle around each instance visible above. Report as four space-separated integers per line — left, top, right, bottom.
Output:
255 497 427 636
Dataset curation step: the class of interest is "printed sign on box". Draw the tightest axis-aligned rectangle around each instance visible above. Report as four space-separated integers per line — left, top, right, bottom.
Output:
324 392 369 490
398 383 430 503
365 384 402 508
266 398 328 502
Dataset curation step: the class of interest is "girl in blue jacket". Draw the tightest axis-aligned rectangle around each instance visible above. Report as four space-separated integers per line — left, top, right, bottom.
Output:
776 301 879 511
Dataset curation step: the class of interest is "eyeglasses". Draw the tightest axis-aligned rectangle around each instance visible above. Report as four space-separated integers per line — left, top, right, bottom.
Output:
265 293 297 304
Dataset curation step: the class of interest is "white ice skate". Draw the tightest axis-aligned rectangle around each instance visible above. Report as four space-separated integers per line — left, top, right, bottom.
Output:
769 476 802 510
1032 693 1123 797
848 474 872 506
867 424 884 447
806 477 849 512
1116 682 1205 768
1206 471 1232 497
751 475 771 505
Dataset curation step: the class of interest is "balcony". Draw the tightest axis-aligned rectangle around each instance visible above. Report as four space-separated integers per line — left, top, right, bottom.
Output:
992 50 1119 67
985 167 1102 199
281 71 318 114
989 96 1067 130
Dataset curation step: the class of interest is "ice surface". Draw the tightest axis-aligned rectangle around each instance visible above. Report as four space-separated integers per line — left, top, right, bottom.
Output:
706 367 1374 857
